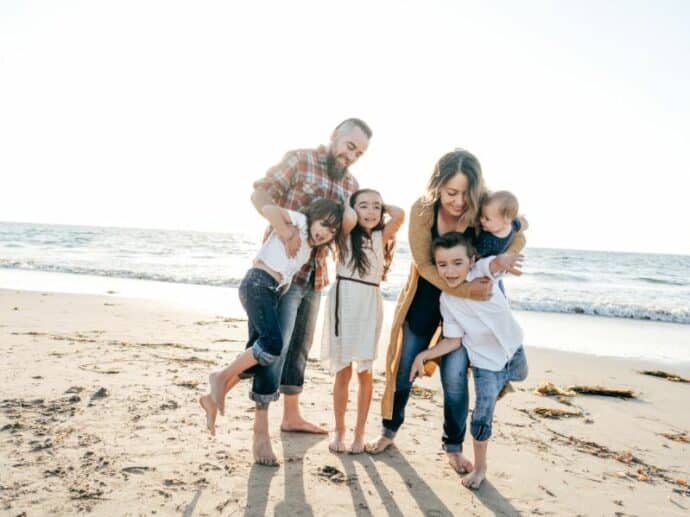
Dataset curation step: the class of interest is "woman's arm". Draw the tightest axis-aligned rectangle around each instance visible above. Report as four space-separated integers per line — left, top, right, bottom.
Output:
506 229 526 254
408 198 491 300
382 204 405 243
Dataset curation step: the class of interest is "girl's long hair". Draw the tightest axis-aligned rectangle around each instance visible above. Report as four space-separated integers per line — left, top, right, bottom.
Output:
423 149 487 234
302 198 346 256
345 189 395 281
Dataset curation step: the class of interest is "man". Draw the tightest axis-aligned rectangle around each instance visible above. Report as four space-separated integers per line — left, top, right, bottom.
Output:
248 118 372 464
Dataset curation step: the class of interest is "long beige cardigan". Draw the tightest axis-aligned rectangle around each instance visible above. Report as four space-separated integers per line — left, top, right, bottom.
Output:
380 197 526 419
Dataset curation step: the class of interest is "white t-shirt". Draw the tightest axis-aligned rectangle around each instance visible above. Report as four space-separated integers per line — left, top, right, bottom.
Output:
254 210 311 286
440 257 524 371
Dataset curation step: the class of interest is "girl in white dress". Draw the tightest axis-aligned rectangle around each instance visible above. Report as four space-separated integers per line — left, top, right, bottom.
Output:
322 189 405 454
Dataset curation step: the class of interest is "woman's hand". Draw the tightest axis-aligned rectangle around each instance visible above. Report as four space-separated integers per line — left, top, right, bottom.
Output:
409 353 428 383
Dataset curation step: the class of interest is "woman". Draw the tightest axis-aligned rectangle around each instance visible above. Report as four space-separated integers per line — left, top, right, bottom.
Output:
366 149 526 474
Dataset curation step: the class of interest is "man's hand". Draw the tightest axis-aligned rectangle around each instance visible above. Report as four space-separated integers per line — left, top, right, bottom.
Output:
409 353 428 383
468 276 492 301
492 254 524 276
276 224 301 258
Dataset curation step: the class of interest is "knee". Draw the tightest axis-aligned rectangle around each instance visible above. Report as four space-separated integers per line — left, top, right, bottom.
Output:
336 365 353 384
357 369 373 385
471 418 493 442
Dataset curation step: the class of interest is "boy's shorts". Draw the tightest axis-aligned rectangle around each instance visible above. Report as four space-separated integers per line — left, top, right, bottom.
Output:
470 346 528 441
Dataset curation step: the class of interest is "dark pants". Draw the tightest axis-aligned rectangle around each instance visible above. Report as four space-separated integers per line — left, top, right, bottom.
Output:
382 321 470 452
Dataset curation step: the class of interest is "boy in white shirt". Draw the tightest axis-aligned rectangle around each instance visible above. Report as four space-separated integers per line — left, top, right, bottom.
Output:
409 231 528 489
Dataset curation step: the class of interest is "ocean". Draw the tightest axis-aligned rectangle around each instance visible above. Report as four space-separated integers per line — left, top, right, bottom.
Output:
2 221 689 326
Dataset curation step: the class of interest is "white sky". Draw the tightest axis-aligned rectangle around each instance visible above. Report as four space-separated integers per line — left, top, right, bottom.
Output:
2 0 689 254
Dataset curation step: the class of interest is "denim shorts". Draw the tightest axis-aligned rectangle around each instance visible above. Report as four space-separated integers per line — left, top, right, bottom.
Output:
470 346 528 441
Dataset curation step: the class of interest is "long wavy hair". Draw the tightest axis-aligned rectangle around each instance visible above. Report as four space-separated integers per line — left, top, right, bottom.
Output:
343 189 395 281
423 149 487 233
302 198 346 256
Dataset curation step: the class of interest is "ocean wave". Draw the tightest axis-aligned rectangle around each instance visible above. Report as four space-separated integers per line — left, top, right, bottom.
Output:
636 276 687 287
526 271 588 282
511 299 690 325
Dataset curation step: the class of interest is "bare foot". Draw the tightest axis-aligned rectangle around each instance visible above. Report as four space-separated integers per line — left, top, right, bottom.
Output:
462 466 487 489
280 416 328 434
348 435 365 454
199 394 217 436
447 452 474 474
209 372 225 416
253 432 279 466
329 430 347 453
365 435 394 455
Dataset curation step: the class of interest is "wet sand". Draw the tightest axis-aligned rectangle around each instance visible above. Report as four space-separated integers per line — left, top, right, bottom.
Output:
1 288 689 515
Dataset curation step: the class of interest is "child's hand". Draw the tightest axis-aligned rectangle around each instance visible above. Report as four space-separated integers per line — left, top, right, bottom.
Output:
409 353 427 383
494 254 524 276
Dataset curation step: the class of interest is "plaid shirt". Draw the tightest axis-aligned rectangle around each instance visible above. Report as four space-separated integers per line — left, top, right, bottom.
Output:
253 145 359 291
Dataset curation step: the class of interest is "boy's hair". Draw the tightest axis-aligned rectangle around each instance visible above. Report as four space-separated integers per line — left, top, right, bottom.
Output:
483 190 519 220
302 198 346 254
431 231 477 264
344 189 395 281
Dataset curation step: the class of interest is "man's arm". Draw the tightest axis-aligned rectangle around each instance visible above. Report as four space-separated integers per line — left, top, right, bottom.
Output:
408 198 492 300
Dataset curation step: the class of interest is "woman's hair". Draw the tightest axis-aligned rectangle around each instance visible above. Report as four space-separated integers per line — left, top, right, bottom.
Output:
302 198 346 254
344 189 395 281
423 149 487 232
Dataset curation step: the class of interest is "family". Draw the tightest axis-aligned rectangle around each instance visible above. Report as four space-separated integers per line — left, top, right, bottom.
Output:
199 118 528 489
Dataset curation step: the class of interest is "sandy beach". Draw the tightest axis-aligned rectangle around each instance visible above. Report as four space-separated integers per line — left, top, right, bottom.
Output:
1 288 689 516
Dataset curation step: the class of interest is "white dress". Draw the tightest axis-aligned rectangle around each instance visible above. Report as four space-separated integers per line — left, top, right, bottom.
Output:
321 230 384 374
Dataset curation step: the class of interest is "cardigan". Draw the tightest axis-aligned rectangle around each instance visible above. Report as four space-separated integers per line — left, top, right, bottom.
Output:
380 197 526 419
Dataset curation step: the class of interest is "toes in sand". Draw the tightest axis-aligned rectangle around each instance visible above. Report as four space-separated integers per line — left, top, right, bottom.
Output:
461 467 486 489
329 431 347 453
253 433 279 467
447 452 474 474
365 435 394 455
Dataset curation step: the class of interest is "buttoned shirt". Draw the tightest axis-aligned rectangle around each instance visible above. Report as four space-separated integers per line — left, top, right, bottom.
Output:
253 145 359 291
440 257 524 371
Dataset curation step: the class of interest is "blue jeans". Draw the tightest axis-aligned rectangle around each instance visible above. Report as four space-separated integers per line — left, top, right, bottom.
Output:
382 321 470 452
249 279 321 405
238 268 286 370
471 346 528 441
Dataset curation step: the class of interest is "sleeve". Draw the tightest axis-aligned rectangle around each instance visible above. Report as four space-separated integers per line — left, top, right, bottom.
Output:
470 257 498 279
252 151 299 206
512 218 522 232
506 229 526 254
440 295 464 338
408 198 475 298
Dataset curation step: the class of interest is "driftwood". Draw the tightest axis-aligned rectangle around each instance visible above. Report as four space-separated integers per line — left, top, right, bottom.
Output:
533 407 582 419
639 370 690 383
659 432 690 443
567 385 635 398
534 382 575 397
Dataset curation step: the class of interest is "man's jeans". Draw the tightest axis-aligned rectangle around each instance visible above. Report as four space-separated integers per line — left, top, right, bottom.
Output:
249 280 321 404
382 321 470 452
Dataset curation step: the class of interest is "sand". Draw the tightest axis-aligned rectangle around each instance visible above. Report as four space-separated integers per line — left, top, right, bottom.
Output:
1 288 689 516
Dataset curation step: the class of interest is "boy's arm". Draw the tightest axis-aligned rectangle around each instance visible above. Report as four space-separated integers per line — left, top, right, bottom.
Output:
409 338 461 382
382 204 405 242
408 198 492 300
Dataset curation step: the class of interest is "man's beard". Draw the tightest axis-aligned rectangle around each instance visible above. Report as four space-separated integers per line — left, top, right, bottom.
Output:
326 153 347 180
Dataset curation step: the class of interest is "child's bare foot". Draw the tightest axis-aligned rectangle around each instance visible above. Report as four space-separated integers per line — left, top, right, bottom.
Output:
329 430 347 453
252 432 279 466
280 416 328 434
462 465 487 489
447 452 474 474
209 372 225 416
348 435 365 454
365 435 394 455
199 394 218 436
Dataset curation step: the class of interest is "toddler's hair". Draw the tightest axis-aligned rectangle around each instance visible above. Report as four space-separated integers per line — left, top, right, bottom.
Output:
431 231 477 264
344 189 395 280
482 190 519 220
302 198 346 253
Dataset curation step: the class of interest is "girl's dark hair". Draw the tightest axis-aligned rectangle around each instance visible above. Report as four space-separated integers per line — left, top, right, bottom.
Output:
302 198 346 254
344 189 395 281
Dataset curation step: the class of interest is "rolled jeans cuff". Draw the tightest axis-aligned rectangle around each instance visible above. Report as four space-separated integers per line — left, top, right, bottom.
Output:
279 384 303 395
381 426 397 440
252 342 279 367
442 442 463 453
249 390 280 405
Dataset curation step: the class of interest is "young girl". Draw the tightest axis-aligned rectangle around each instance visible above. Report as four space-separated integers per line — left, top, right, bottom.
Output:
200 198 345 437
321 189 405 454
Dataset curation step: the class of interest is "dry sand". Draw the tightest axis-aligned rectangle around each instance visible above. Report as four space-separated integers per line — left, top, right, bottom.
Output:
1 288 689 516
